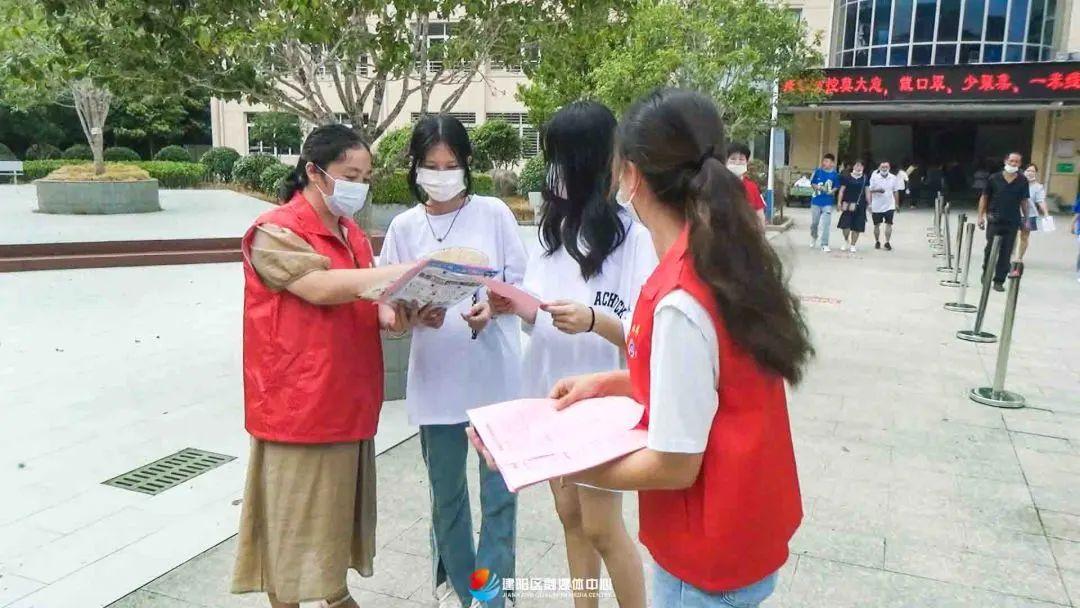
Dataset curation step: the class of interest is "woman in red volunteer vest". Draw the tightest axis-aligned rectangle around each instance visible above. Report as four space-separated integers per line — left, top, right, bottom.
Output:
231 124 410 608
543 89 812 606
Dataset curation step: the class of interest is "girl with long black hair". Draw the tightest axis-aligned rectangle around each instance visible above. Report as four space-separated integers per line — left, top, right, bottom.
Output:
490 101 656 608
474 89 812 607
379 114 525 608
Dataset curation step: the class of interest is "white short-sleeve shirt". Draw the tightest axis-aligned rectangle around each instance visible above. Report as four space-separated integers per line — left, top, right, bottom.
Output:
520 214 658 398
645 290 720 454
379 195 527 425
868 171 901 213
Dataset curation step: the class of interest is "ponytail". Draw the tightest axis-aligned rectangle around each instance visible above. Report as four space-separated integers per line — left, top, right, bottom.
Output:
616 88 813 385
278 164 307 203
686 151 813 385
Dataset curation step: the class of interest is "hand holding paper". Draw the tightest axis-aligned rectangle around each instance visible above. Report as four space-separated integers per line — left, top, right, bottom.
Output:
466 396 647 492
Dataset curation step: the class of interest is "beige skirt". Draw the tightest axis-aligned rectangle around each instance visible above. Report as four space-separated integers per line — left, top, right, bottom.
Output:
231 438 376 604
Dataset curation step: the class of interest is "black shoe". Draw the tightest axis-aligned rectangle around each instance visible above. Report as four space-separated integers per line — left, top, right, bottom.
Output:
884 242 893 251
992 282 1005 292
875 241 881 249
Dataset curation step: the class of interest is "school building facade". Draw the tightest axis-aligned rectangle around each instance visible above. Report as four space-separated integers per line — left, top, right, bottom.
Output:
787 0 1080 205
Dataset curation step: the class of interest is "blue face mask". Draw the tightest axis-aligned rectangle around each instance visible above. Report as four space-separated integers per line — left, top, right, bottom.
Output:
314 164 369 217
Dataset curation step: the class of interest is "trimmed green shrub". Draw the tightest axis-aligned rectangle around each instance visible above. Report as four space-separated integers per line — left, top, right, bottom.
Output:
473 174 495 196
154 145 193 162
138 161 207 188
62 144 93 160
23 159 206 188
518 154 545 193
0 143 15 161
200 147 241 182
25 143 63 160
471 120 521 172
374 126 412 170
371 171 413 205
259 162 294 198
232 153 279 189
23 160 78 180
103 146 141 162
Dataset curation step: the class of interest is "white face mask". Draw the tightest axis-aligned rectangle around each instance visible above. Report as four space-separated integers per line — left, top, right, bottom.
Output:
416 168 466 202
314 165 369 217
615 173 641 222
1003 164 1019 174
1024 170 1037 181
879 168 889 175
851 168 863 177
726 162 748 177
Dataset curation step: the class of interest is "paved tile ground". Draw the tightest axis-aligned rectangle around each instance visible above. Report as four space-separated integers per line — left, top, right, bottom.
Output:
5 205 1079 608
0 185 272 244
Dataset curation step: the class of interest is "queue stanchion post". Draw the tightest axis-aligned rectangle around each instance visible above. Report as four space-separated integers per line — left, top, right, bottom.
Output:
928 196 941 240
938 209 962 271
935 203 953 262
970 261 1026 408
957 234 1000 342
943 222 976 297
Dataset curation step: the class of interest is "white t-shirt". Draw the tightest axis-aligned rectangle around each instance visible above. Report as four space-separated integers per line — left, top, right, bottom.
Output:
379 195 527 425
520 214 657 398
868 171 901 213
646 290 720 454
1027 182 1046 217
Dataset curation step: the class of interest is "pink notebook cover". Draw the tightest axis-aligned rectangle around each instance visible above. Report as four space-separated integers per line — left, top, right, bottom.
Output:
478 278 543 317
466 397 648 492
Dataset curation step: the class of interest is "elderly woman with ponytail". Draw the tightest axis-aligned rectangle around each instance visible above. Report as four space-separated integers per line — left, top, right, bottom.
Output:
473 89 813 607
231 124 411 608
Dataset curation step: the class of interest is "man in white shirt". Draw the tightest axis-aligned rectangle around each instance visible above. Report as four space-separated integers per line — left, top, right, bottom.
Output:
868 160 901 251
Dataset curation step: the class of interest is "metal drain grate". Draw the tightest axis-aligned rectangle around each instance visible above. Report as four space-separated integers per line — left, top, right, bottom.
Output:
103 448 235 495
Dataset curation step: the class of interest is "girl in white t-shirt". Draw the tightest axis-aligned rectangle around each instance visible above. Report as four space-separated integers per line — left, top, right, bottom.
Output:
490 101 657 608
1019 163 1049 261
379 114 526 608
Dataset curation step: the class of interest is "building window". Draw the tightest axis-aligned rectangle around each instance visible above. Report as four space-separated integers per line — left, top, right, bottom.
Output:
833 0 1056 65
414 22 452 73
486 113 540 158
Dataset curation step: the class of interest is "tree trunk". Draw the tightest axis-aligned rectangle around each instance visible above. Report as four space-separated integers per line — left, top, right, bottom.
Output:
71 79 113 175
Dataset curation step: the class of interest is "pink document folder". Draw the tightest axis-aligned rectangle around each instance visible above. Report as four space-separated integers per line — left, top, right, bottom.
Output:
466 397 648 492
478 277 543 317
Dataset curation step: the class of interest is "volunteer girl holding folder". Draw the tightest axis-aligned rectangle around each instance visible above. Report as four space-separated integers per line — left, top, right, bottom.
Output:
490 101 656 608
475 90 813 607
379 114 526 608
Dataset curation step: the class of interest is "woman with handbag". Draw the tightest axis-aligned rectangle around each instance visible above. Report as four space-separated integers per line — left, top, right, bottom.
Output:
837 160 870 253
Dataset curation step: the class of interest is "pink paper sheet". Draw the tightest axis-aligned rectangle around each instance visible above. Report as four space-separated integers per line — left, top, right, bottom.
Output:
479 278 543 317
466 397 648 492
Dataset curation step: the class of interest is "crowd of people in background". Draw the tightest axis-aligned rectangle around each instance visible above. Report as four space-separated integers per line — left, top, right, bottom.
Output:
808 150 1078 286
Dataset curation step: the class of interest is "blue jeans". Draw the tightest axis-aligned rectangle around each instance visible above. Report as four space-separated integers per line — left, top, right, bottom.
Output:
810 204 832 247
652 563 778 608
420 423 516 608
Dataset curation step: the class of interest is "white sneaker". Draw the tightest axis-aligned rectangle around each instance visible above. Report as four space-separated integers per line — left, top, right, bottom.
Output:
840 243 848 251
850 245 857 253
822 245 831 252
810 239 818 248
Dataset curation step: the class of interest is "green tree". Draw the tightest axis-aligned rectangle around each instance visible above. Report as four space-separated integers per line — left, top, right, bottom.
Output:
110 91 212 156
471 120 522 172
520 0 823 141
249 112 303 153
129 1 615 142
0 0 198 174
374 126 413 172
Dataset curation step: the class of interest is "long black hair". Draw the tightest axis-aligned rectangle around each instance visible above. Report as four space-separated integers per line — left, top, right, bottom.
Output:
407 114 474 203
279 123 370 202
616 89 813 384
539 101 627 280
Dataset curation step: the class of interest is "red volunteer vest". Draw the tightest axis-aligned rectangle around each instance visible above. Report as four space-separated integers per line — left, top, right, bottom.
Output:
626 227 802 591
241 193 383 443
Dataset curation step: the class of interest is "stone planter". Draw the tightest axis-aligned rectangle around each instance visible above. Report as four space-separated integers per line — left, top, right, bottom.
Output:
35 178 161 214
381 332 411 401
357 202 412 233
528 191 543 224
